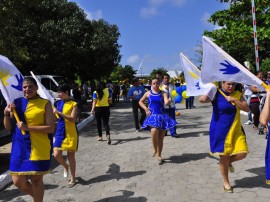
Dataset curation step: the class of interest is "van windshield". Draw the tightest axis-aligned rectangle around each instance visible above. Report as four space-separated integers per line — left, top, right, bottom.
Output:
53 76 64 84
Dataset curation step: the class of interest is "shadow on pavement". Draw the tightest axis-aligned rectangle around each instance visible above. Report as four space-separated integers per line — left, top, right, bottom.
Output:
94 190 147 202
111 136 149 145
167 152 215 164
178 130 209 138
0 189 26 202
234 166 270 189
77 163 146 185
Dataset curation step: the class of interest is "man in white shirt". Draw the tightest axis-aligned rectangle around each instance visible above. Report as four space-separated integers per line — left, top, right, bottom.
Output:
160 73 179 138
243 84 253 125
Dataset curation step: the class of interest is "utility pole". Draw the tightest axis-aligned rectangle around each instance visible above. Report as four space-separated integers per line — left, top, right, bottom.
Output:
251 0 259 71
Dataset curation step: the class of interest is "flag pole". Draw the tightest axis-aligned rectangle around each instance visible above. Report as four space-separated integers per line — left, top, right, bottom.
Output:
0 79 25 135
251 0 260 71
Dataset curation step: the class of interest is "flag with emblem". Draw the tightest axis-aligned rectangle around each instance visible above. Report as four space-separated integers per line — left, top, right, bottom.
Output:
180 52 217 100
201 36 263 89
0 55 24 104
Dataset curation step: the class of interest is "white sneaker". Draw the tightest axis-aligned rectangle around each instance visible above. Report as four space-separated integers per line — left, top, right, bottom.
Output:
244 120 252 125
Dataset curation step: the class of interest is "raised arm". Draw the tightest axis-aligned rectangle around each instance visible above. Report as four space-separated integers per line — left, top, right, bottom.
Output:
162 92 172 106
199 95 212 103
139 91 150 115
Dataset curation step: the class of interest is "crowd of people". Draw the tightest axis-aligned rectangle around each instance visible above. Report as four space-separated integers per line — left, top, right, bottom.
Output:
3 70 270 201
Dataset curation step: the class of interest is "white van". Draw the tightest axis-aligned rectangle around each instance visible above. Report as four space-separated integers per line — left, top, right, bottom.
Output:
35 75 63 99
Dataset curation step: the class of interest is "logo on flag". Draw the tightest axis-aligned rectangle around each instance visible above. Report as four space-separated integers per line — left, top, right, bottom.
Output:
0 55 24 104
180 52 216 100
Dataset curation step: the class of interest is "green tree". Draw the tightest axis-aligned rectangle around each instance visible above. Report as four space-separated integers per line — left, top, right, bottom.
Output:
204 0 270 70
110 65 136 83
0 0 121 81
150 68 167 79
86 19 121 80
260 58 270 73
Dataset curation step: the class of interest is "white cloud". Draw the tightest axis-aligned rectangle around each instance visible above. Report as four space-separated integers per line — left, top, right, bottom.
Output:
140 7 158 17
150 0 166 6
127 55 140 64
201 12 211 25
171 0 187 7
201 12 224 30
86 9 102 20
141 0 186 18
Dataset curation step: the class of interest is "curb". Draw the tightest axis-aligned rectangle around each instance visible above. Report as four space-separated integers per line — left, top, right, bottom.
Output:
0 114 94 190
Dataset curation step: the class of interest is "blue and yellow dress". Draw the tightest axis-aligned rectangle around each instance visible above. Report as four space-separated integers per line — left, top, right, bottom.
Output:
54 100 78 151
9 96 53 175
142 90 177 130
266 125 270 184
210 90 248 156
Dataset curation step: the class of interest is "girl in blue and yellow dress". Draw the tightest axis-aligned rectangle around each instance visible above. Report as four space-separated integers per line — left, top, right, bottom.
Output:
4 77 55 202
259 89 270 185
139 78 177 164
53 84 78 188
199 81 249 193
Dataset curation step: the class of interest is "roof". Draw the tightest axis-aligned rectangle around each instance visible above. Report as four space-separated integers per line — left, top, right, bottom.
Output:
167 70 182 78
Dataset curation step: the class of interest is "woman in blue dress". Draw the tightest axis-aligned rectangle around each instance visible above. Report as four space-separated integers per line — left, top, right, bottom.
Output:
139 78 177 163
199 81 249 193
53 84 78 188
3 77 55 202
259 89 270 185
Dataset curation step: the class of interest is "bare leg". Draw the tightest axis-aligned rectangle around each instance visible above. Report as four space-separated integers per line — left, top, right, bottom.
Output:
219 155 231 189
151 128 159 156
30 175 44 202
12 175 33 197
157 129 166 159
230 153 247 164
54 150 69 173
67 151 76 182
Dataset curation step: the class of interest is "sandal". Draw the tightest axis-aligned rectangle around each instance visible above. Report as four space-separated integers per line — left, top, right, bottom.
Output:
97 137 103 141
68 180 76 188
229 164 234 173
253 125 258 130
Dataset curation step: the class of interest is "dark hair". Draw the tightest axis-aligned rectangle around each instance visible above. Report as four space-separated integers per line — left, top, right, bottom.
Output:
96 81 106 100
23 77 37 86
152 78 159 83
131 78 139 85
163 73 170 79
57 83 71 96
155 71 162 75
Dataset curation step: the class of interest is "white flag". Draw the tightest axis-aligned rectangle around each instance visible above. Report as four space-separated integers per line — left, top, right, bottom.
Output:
0 55 24 104
201 36 263 89
180 52 217 100
30 71 55 104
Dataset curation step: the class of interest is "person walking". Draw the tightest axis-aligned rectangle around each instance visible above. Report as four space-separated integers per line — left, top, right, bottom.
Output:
160 73 179 138
259 89 270 185
243 84 253 125
3 77 55 202
139 78 177 164
199 81 249 193
90 81 112 144
53 84 79 188
250 71 264 130
127 78 146 132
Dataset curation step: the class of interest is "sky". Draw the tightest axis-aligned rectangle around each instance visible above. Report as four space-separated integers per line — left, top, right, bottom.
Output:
69 0 229 74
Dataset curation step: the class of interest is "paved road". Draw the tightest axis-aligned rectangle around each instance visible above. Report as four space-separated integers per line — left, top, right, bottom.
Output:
1 99 270 201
